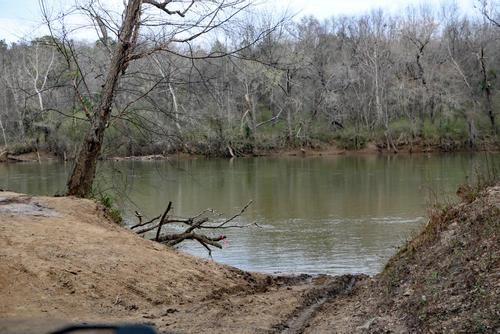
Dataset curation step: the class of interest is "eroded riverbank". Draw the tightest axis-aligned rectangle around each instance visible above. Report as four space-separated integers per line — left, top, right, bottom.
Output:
1 184 499 333
1 139 499 164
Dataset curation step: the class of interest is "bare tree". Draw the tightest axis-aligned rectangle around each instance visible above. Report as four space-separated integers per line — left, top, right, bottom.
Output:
478 0 499 133
402 5 437 137
479 0 500 28
40 0 274 197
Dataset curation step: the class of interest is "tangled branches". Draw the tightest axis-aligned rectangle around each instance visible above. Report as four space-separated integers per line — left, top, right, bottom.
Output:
130 200 257 256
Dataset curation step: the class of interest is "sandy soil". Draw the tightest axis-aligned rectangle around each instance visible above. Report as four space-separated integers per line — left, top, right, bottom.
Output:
0 191 354 334
1 185 498 333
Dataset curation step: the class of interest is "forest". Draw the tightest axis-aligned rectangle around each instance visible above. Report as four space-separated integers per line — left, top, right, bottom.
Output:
0 2 498 163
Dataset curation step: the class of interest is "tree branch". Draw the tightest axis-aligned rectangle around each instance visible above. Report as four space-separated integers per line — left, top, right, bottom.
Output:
143 0 195 17
130 200 254 255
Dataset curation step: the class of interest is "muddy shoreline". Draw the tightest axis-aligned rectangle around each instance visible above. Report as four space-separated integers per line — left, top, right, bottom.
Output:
1 141 498 164
1 184 499 333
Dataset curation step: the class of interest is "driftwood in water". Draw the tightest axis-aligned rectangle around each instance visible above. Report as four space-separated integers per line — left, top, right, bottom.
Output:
130 200 256 256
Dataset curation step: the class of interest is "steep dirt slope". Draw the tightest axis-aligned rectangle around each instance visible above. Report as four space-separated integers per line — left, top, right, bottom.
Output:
306 185 500 333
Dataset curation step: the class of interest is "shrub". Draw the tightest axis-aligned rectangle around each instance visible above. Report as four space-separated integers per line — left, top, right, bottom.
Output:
90 191 123 225
7 141 37 155
387 119 417 144
334 127 368 150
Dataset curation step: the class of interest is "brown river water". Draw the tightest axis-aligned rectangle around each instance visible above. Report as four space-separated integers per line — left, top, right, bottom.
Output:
1 153 498 275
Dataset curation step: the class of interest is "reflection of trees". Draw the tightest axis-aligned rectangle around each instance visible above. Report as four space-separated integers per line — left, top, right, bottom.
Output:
110 154 497 223
0 162 68 195
1 154 497 274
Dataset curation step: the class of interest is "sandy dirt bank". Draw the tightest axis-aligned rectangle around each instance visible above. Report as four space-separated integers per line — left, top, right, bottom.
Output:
1 185 498 333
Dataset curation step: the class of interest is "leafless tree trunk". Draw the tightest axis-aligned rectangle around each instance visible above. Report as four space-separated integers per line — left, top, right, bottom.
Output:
372 49 384 126
240 91 256 140
151 55 182 132
67 0 142 197
447 44 478 148
60 0 278 196
285 69 293 141
0 117 7 147
24 44 55 115
479 47 497 133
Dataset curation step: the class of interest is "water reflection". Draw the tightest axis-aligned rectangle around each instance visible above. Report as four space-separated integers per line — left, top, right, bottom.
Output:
0 153 497 275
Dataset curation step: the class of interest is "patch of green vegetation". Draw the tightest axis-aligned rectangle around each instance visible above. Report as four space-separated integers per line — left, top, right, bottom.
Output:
428 271 440 284
334 127 368 150
387 119 417 143
434 117 468 140
7 142 37 155
90 190 123 225
458 161 499 203
307 119 337 144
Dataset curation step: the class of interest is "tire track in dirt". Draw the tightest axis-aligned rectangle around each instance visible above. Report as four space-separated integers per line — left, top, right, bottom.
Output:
273 274 366 334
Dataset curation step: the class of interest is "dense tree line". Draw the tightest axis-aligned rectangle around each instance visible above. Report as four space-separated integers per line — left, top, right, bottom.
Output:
0 3 498 161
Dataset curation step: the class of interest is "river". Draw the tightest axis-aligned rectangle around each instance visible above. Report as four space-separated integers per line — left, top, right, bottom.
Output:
1 153 498 275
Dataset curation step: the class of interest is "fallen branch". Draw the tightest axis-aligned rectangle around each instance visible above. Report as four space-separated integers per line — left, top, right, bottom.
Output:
130 200 257 256
130 211 161 229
